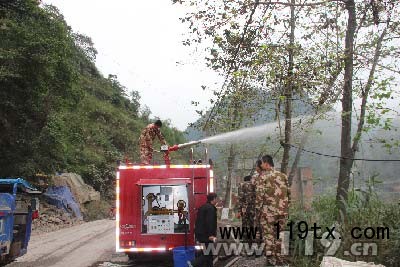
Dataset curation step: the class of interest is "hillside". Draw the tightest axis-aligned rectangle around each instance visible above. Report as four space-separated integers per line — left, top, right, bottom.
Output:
0 0 186 198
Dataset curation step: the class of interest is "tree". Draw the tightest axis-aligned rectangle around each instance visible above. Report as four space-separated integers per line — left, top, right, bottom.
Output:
336 0 399 219
175 0 342 178
0 0 81 174
193 83 265 206
176 0 400 219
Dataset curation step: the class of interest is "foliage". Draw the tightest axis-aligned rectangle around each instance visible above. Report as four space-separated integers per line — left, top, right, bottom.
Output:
176 0 400 219
83 200 112 221
289 192 400 266
0 1 186 198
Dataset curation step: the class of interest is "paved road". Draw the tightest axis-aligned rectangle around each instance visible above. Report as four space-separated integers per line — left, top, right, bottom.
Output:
8 220 115 267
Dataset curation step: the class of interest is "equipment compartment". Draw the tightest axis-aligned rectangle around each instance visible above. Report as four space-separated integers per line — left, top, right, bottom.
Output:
141 184 190 234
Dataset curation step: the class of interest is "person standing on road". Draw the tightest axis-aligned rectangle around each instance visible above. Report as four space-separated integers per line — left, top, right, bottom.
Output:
188 193 218 267
250 159 264 246
254 155 289 266
237 175 256 247
138 119 166 164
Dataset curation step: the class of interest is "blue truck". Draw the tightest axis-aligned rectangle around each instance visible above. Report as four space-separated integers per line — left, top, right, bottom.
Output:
0 178 40 264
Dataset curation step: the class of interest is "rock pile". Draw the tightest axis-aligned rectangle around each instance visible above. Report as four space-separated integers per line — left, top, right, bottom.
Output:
31 200 83 234
30 173 101 234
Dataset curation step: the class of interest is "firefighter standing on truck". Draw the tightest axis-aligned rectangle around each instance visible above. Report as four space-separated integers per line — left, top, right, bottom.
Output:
139 119 166 164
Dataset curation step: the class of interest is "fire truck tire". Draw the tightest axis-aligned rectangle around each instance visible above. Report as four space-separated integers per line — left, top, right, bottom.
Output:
1 254 14 265
9 241 22 258
127 253 136 261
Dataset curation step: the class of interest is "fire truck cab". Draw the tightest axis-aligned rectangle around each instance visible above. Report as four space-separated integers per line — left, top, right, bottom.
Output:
116 161 214 257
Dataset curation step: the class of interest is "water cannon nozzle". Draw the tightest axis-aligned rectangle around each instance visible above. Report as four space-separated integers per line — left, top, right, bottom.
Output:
177 140 201 149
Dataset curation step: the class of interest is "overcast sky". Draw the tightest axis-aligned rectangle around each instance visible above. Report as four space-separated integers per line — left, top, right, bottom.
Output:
43 0 220 131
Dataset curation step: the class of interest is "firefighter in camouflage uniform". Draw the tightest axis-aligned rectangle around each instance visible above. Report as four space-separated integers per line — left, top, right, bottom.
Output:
253 159 264 246
138 120 166 164
237 175 256 245
255 155 289 266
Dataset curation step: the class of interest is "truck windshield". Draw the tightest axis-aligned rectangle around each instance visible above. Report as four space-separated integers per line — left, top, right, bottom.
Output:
0 184 14 194
141 184 189 234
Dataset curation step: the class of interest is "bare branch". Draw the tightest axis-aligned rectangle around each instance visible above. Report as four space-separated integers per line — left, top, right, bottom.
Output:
355 52 400 75
202 0 261 131
352 27 387 154
252 0 342 7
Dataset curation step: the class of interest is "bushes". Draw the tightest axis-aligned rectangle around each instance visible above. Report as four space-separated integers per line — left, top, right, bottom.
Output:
83 200 112 221
289 194 400 266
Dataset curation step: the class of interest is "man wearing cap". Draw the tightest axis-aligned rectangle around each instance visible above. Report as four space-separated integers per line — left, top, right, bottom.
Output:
138 120 166 164
255 155 289 266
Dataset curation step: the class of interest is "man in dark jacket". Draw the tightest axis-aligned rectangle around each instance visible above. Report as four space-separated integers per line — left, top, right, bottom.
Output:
188 193 218 267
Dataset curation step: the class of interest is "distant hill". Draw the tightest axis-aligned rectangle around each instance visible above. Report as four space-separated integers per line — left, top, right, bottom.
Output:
185 92 315 142
184 92 315 191
185 94 400 197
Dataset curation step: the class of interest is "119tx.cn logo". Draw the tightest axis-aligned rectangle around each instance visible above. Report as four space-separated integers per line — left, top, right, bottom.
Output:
215 223 390 257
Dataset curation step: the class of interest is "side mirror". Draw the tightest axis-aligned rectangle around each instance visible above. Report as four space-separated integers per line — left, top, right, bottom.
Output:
31 197 40 211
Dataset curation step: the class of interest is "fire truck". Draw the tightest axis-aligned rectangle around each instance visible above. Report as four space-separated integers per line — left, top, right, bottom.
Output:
116 141 214 258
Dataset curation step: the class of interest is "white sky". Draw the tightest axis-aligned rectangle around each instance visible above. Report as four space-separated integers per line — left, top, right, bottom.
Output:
41 1 399 131
43 0 220 131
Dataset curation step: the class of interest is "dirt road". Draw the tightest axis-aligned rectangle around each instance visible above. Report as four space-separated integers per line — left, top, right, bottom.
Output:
7 219 115 267
6 220 224 267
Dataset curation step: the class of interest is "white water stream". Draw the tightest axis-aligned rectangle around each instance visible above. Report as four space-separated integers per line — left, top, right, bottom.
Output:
199 116 306 144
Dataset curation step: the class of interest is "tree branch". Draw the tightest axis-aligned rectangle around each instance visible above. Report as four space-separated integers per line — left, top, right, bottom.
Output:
251 0 342 7
354 52 400 75
352 27 387 154
202 0 261 131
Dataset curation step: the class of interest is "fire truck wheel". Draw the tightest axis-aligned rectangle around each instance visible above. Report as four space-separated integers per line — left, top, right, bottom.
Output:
127 253 136 262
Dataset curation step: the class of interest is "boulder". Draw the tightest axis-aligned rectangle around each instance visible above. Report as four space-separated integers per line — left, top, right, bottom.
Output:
52 173 100 204
321 257 385 267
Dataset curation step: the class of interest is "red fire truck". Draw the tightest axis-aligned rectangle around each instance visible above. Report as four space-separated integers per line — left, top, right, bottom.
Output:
115 142 214 258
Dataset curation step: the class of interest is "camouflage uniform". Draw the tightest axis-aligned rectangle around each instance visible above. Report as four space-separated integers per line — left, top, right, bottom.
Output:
237 181 256 244
138 123 166 164
252 172 263 243
255 169 289 265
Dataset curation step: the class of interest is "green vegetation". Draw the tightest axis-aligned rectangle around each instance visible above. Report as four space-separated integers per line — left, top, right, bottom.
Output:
0 0 186 198
177 0 400 264
83 200 113 221
177 0 400 217
289 191 400 266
